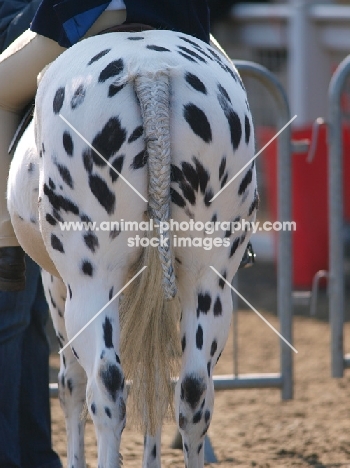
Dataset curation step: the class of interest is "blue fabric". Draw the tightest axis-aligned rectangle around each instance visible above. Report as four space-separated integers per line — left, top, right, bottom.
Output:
58 5 107 46
31 0 110 47
0 255 61 468
30 0 210 47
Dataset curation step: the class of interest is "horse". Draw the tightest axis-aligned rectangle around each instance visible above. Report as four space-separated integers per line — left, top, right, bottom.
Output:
7 29 258 467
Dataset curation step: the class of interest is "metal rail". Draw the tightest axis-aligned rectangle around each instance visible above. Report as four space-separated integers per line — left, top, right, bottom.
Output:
231 61 294 400
328 55 348 377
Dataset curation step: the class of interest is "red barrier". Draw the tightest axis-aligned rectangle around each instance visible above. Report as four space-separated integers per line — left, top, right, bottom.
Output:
258 125 350 288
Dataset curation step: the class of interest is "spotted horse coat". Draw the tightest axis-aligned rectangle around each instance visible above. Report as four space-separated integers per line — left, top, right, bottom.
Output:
7 29 258 468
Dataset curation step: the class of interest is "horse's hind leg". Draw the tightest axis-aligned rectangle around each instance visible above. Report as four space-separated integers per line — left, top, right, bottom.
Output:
62 280 127 468
175 270 234 468
143 430 162 468
41 272 87 468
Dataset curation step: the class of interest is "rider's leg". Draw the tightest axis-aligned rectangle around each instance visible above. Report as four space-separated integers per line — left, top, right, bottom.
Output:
0 30 65 291
0 9 126 291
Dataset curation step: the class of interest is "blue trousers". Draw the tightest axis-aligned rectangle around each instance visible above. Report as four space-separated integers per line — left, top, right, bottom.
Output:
0 255 61 468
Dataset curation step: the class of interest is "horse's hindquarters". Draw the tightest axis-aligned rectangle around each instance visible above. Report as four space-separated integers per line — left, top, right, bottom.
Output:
28 30 258 467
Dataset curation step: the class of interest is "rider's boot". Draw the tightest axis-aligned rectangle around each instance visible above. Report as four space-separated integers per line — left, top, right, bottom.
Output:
0 246 26 291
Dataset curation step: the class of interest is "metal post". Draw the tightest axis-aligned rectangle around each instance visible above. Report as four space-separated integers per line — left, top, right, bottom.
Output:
328 56 348 377
235 61 293 399
232 274 239 377
288 0 331 126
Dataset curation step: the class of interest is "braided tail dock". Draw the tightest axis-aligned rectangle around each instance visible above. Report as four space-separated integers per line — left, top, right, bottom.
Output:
135 70 176 300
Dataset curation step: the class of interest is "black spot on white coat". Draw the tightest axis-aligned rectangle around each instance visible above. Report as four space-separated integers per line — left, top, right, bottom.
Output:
210 340 218 357
81 260 93 276
207 361 211 377
147 45 170 52
82 149 93 173
128 126 143 143
219 157 226 180
219 271 227 289
152 444 157 458
88 49 111 65
109 155 124 182
53 87 65 114
213 296 222 316
248 190 259 216
98 59 124 83
193 157 209 194
103 317 113 349
217 91 242 151
229 237 240 258
127 36 144 41
99 363 123 401
181 161 199 191
56 163 74 188
67 378 73 394
181 334 186 353
43 184 79 215
83 232 99 252
185 72 207 94
196 324 203 349
184 104 212 143
91 117 126 165
46 213 57 226
197 292 211 317
238 162 254 195
204 188 213 207
178 46 206 63
108 83 125 97
245 115 251 144
131 150 148 170
51 233 64 253
181 374 206 409
170 188 186 208
193 410 202 424
88 174 115 215
71 84 86 109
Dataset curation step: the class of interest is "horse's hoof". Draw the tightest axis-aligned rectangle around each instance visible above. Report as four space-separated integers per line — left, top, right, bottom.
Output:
0 246 26 291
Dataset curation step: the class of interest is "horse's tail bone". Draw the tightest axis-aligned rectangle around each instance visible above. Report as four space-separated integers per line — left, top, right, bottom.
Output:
119 69 181 435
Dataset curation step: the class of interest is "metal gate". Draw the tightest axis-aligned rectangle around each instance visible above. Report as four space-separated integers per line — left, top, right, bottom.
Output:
328 54 350 378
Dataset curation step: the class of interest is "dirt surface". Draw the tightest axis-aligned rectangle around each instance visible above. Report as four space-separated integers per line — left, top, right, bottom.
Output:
49 262 350 467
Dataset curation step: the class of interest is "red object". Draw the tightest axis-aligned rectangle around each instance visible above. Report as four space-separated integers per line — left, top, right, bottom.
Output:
258 125 350 288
